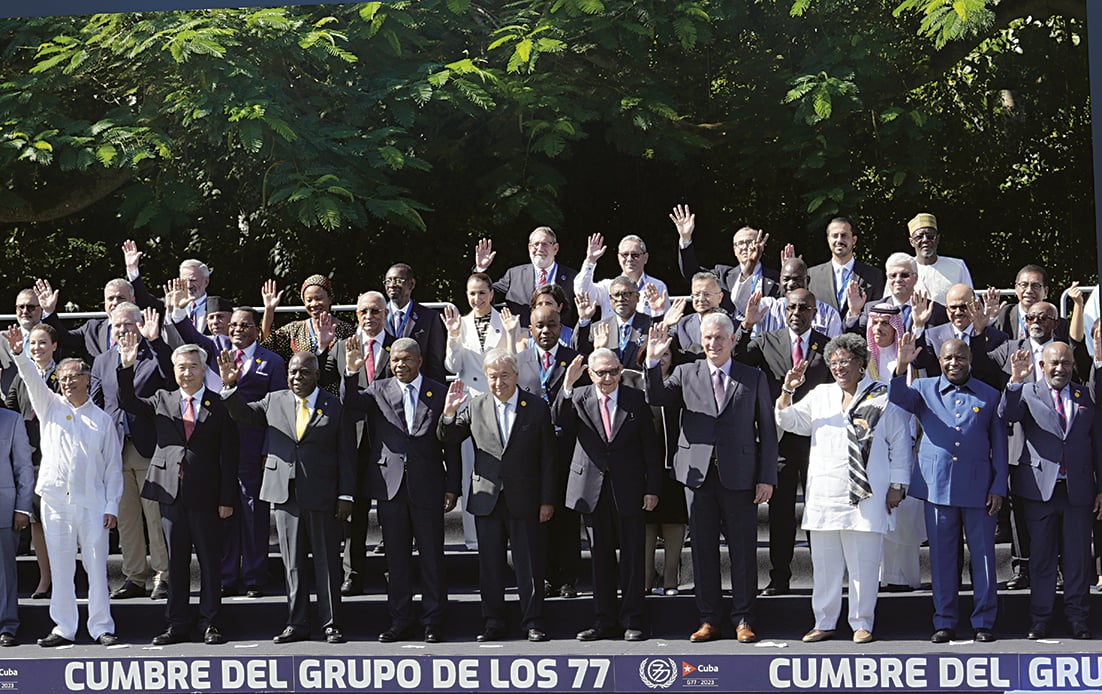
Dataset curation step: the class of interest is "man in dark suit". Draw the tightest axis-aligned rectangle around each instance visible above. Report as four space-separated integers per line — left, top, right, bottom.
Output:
556 348 662 641
38 277 133 361
671 204 782 317
118 339 238 645
123 240 215 335
383 264 446 383
473 227 579 327
733 288 832 595
844 253 947 336
660 272 725 360
645 313 778 643
342 336 460 642
439 348 556 642
0 358 33 647
806 217 884 319
219 351 356 644
910 284 1009 388
572 276 652 367
91 303 173 601
1000 342 1102 640
993 265 1070 342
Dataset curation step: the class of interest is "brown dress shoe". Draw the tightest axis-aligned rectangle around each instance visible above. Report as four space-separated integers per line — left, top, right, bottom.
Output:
736 622 758 643
689 623 719 643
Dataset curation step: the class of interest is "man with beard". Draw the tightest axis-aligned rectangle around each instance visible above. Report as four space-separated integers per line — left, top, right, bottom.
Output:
906 213 973 304
383 264 446 383
475 227 579 328
806 217 884 319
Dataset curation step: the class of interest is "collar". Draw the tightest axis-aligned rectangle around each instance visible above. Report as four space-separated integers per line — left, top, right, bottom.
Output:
615 314 637 331
789 328 813 345
707 359 732 378
388 300 411 314
532 261 557 278
832 258 856 273
937 375 975 395
233 341 258 362
595 385 619 404
1047 383 1070 398
180 386 206 404
1029 337 1052 352
295 387 321 411
357 328 385 346
399 374 423 394
952 324 974 338
537 345 559 361
495 389 520 410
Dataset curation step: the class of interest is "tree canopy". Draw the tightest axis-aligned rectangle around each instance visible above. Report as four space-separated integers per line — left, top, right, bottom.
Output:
0 0 1091 311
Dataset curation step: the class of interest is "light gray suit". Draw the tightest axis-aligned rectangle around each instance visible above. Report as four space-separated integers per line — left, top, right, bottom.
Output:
0 409 33 635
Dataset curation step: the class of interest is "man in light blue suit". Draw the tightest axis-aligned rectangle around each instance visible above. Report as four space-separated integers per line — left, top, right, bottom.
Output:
999 342 1102 640
891 336 1007 643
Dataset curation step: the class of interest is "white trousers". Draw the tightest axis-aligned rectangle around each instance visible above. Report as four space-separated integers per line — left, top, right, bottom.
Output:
809 529 883 633
41 497 114 641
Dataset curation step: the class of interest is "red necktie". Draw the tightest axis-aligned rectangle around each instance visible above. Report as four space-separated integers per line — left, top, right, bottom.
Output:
234 349 244 369
542 351 551 371
599 394 612 440
792 336 804 366
365 338 376 384
183 397 195 440
1053 387 1068 476
537 268 548 285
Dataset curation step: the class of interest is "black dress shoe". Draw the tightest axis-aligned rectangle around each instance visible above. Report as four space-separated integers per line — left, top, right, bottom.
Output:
1027 623 1048 640
340 576 362 597
760 582 790 597
476 626 505 642
31 588 50 599
1006 573 1030 590
220 585 239 598
424 628 442 643
558 584 578 599
373 541 385 554
624 629 646 642
152 629 188 646
37 633 73 648
1071 623 1093 640
111 581 147 599
0 633 16 647
527 628 548 642
245 586 263 598
378 626 409 643
150 581 168 600
577 627 619 641
974 629 996 643
325 626 345 644
931 628 956 644
97 632 120 646
204 627 225 645
273 627 309 644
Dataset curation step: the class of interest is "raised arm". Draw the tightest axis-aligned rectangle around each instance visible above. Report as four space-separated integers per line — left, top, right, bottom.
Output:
6 327 55 420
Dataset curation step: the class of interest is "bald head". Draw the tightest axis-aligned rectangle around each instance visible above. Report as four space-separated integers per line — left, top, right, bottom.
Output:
944 283 975 331
779 258 810 293
1025 301 1058 343
938 338 972 385
1041 341 1074 390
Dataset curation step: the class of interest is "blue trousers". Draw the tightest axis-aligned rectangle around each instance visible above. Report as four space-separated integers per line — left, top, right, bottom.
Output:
924 502 998 631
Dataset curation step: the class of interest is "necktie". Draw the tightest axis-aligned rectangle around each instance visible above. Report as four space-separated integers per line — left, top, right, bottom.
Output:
189 301 200 330
619 323 631 354
295 397 310 440
847 417 874 505
404 384 417 434
537 267 548 285
599 393 612 440
234 349 244 369
183 396 196 440
392 310 404 336
1053 387 1068 475
713 369 725 411
792 336 804 366
542 351 551 371
901 304 912 330
497 402 510 447
365 338 376 384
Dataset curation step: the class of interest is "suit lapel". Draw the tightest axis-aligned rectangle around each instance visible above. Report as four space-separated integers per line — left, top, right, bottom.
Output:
168 391 187 441
608 389 628 440
478 395 506 457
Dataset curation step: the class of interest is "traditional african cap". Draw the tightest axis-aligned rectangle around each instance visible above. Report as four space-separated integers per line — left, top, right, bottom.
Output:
907 213 937 235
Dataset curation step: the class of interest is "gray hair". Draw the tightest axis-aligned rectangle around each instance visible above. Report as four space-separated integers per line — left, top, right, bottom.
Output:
608 275 638 294
618 235 647 253
483 348 518 373
110 301 143 324
179 259 210 279
529 226 557 243
357 290 386 304
171 343 208 365
824 333 868 366
391 337 421 357
57 357 90 376
884 252 918 275
587 348 621 369
700 312 734 337
691 271 721 288
104 278 135 298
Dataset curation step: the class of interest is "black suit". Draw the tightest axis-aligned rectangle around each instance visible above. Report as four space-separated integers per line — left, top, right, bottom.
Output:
386 302 446 383
554 384 661 631
438 391 555 632
344 374 460 631
807 259 885 317
677 241 782 314
489 262 579 327
44 313 112 360
993 304 1071 343
571 313 652 369
734 327 832 587
118 368 238 634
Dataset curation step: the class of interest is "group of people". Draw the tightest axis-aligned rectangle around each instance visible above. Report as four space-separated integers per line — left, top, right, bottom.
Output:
0 207 1097 650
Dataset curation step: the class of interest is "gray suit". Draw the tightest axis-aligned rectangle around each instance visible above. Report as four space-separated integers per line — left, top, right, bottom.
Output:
0 410 32 635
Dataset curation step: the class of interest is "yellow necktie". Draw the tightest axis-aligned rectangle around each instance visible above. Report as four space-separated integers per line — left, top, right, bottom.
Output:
296 397 310 440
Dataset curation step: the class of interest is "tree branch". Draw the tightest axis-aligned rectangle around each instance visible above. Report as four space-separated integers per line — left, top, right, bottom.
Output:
0 168 134 224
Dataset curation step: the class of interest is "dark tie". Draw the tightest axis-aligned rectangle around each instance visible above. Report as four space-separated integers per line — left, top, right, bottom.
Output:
1053 387 1067 475
713 369 725 411
901 305 912 330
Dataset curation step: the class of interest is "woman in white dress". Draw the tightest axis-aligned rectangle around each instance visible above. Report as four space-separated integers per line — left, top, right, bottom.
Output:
775 333 914 644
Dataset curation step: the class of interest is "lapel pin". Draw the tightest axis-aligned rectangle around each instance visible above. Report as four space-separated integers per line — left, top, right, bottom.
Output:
65 415 72 421
316 409 323 415
255 358 261 364
520 400 527 407
426 391 433 398
1074 390 1081 398
811 344 818 351
203 400 211 407
973 406 981 413
559 361 566 367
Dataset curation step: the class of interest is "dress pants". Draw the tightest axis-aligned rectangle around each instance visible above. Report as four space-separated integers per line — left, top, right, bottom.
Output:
809 529 883 632
0 528 18 635
160 500 222 631
768 435 810 585
476 493 546 630
119 441 168 585
341 497 371 584
1022 483 1093 625
924 501 998 630
222 461 270 590
687 466 757 627
274 483 342 631
459 438 478 548
545 435 580 590
378 479 447 629
583 476 646 631
41 497 114 640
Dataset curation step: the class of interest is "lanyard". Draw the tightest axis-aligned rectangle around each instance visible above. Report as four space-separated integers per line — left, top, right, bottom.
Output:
618 322 632 354
388 305 413 338
536 351 554 401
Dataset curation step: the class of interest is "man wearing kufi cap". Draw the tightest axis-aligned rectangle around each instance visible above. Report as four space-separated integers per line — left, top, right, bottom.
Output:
907 213 973 305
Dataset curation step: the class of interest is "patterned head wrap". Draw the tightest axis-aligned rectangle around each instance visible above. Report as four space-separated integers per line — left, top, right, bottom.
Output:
300 274 333 303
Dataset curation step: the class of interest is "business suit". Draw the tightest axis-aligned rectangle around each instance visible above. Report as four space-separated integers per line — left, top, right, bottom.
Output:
645 358 778 630
44 313 111 360
91 338 173 591
994 304 1071 343
807 259 885 318
734 327 831 588
888 374 1008 632
677 241 782 312
118 368 239 634
669 314 707 361
554 384 662 632
571 313 652 368
344 374 461 632
999 380 1102 628
386 301 446 383
913 323 1010 388
222 387 356 634
844 298 949 336
490 262 579 327
0 408 33 636
438 391 556 632
171 317 288 592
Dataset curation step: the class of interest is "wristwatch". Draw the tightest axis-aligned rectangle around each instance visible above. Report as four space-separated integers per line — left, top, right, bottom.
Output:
889 483 907 499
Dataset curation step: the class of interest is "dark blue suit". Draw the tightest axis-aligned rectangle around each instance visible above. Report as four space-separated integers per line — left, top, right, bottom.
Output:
999 381 1102 627
889 374 1008 632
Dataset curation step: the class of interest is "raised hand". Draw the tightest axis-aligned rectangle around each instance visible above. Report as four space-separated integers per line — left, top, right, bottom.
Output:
669 204 695 244
967 296 987 335
564 354 586 389
982 287 1005 325
742 229 769 270
138 307 160 342
441 304 462 338
845 280 866 316
315 311 335 350
646 323 672 363
897 331 923 368
117 331 140 368
1009 349 1033 384
592 321 611 350
585 233 606 265
4 325 22 355
910 289 933 330
261 279 283 311
35 278 59 315
344 335 364 373
474 238 496 270
660 297 686 329
1069 281 1084 308
642 283 666 314
743 290 768 327
782 359 808 392
163 278 190 310
122 239 143 273
574 291 596 323
780 243 797 266
443 379 468 417
216 349 240 387
500 306 519 335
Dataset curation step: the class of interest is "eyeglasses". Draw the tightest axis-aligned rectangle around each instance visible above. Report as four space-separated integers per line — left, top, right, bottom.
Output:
528 241 554 249
1015 282 1045 292
786 303 815 313
910 231 938 241
610 292 638 300
383 277 409 286
827 358 856 370
590 368 621 378
887 272 913 279
733 240 756 249
1024 313 1056 323
58 374 87 383
228 322 256 330
691 291 720 300
15 304 40 311
618 251 643 260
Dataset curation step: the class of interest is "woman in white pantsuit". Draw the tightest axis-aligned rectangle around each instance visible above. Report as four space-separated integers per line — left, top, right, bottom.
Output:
775 333 914 644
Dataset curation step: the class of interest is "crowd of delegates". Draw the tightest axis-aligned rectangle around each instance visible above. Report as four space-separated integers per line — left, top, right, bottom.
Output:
0 207 1099 649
